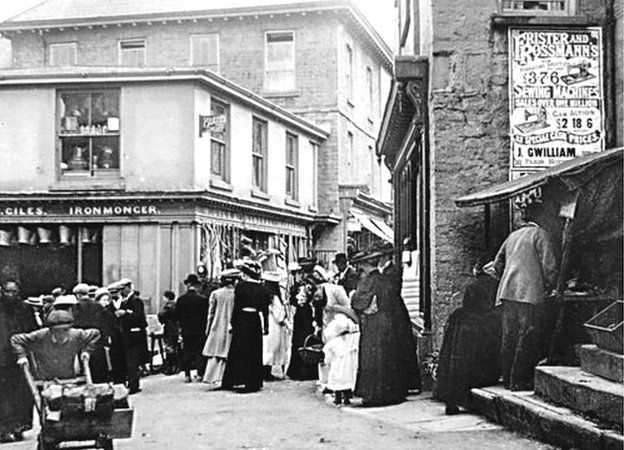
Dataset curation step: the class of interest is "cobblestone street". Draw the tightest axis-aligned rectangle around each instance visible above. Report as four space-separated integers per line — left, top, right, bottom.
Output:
7 375 555 449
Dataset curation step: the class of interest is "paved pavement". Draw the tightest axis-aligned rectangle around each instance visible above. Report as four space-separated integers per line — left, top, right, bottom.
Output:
6 374 556 449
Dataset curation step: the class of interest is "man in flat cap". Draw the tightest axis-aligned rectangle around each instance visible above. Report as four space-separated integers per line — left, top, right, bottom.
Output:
175 274 209 382
11 310 100 381
117 279 148 394
72 283 109 383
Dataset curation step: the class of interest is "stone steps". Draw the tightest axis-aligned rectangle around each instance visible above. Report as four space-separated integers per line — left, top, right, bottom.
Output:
535 366 624 425
580 345 624 383
470 385 624 450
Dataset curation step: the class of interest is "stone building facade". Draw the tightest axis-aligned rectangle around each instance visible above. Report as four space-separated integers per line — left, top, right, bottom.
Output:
378 0 621 352
0 0 395 258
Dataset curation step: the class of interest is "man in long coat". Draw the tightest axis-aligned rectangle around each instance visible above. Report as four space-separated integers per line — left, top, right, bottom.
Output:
491 202 558 391
118 279 148 394
0 279 37 443
351 243 420 406
175 274 209 382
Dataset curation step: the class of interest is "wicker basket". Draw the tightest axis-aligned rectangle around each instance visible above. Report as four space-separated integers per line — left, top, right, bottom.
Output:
298 334 324 365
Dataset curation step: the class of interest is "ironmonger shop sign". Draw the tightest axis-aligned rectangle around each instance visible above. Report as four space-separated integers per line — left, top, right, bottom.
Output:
508 27 604 172
0 203 161 217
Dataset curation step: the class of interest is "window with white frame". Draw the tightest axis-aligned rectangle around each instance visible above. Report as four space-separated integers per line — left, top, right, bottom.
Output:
285 132 298 200
346 44 354 102
252 117 268 192
311 141 319 207
210 98 229 182
265 31 295 92
49 43 77 66
500 0 576 14
57 89 120 177
119 39 145 67
190 34 219 71
366 66 374 118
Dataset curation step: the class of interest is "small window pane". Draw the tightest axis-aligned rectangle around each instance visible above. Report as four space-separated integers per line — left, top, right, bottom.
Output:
120 40 145 67
92 137 119 170
61 137 90 172
49 43 76 66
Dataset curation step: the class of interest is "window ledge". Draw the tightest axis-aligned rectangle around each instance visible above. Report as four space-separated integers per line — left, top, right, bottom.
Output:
51 176 126 191
209 178 233 192
308 205 318 213
251 189 270 201
262 90 300 99
491 13 596 26
284 197 300 208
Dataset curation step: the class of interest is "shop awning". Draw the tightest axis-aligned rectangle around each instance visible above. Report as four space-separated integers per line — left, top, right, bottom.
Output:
350 210 394 243
455 147 624 207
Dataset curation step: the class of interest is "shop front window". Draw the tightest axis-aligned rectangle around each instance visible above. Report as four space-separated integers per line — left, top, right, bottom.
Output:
58 90 120 177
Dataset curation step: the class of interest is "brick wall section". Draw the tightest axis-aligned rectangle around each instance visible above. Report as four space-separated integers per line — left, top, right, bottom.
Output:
425 0 607 349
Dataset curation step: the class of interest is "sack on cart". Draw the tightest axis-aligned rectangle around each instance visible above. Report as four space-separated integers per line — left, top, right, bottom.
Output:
41 383 115 419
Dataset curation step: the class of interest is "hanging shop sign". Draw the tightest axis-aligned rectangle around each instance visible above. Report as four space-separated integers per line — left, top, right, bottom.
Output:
199 114 227 137
508 27 604 171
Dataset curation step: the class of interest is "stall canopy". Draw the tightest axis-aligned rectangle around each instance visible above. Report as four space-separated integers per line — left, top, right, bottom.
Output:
455 147 623 207
349 210 394 243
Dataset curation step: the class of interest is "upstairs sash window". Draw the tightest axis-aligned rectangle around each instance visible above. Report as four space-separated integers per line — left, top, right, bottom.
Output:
265 31 295 92
252 118 268 192
190 34 219 72
49 43 77 66
119 40 146 67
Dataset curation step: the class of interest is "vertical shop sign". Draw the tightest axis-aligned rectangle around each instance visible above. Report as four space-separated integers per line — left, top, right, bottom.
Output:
508 27 604 172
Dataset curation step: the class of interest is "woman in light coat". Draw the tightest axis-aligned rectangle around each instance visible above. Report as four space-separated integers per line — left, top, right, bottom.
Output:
262 271 291 380
202 269 240 388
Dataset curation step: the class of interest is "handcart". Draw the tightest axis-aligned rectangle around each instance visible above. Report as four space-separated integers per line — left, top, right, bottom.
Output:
21 358 134 450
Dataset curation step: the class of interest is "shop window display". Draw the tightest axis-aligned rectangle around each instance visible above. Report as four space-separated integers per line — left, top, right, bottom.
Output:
58 90 120 176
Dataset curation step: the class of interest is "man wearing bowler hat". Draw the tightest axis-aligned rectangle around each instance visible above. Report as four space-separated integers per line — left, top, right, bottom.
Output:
175 274 209 382
333 253 358 296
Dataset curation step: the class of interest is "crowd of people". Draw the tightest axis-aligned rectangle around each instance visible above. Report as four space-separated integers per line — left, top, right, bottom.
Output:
157 244 421 407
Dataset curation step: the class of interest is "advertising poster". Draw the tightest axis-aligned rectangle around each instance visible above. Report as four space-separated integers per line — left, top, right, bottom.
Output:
509 27 604 171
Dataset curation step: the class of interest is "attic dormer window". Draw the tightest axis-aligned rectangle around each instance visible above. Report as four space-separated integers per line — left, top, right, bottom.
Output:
500 0 576 15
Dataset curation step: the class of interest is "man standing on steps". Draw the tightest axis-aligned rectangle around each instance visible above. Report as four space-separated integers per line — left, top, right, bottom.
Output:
175 274 209 383
490 200 558 392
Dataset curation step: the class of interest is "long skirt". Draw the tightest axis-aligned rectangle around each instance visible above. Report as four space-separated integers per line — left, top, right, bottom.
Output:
203 357 227 388
222 311 263 391
0 365 33 435
286 305 317 380
355 310 418 406
434 307 502 406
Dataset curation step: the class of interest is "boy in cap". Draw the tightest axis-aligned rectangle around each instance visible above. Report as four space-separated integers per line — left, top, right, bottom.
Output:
11 310 100 381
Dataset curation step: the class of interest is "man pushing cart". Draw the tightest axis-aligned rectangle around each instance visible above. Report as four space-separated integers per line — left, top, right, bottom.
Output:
11 310 134 450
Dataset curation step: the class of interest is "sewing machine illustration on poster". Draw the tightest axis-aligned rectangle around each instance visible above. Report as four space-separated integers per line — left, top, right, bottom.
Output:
560 62 595 85
515 107 549 134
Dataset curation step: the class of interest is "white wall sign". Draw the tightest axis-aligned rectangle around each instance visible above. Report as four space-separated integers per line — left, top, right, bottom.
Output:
509 27 604 170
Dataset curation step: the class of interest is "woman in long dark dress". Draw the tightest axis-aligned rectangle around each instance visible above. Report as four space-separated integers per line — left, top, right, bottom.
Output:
351 245 420 406
286 278 318 380
222 262 269 392
434 262 502 415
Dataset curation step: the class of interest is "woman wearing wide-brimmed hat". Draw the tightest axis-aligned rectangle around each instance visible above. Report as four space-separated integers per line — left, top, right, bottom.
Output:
222 261 270 392
351 242 421 406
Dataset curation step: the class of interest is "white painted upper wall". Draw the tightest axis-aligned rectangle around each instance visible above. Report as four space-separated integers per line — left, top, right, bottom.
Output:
0 80 321 213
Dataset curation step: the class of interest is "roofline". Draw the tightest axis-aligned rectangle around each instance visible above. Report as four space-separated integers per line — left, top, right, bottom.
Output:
0 67 330 140
0 0 393 69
